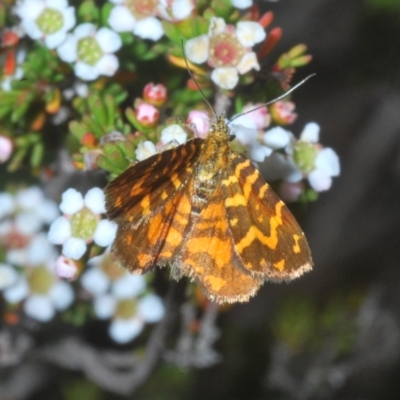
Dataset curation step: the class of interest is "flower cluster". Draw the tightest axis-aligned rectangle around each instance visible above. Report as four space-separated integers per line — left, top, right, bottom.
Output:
0 186 74 322
81 250 164 343
185 17 266 89
0 0 340 347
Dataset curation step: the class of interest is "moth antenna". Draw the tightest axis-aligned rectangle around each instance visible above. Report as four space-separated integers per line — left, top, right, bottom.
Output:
228 73 316 125
181 39 218 120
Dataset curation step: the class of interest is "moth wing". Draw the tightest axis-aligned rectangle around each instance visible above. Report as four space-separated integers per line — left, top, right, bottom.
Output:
105 139 202 274
222 153 313 280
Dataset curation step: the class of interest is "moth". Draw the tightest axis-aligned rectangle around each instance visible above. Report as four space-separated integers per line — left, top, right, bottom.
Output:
105 78 313 302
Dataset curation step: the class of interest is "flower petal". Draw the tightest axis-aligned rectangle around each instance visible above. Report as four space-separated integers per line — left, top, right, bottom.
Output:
208 17 226 36
108 5 136 32
84 187 106 214
263 127 292 150
138 294 164 323
236 52 260 74
112 274 146 299
300 122 320 142
95 54 119 77
80 268 110 295
236 21 266 47
3 277 29 303
315 148 340 177
185 35 209 64
0 192 15 219
109 318 143 343
62 237 87 260
231 0 253 9
0 263 18 290
60 188 84 214
249 143 273 162
45 30 67 49
172 0 194 20
308 170 332 192
74 22 96 39
94 294 116 319
49 281 74 310
48 216 71 245
161 124 187 145
93 219 117 247
96 27 122 53
134 17 164 41
75 61 99 81
211 67 239 90
136 141 157 161
24 295 55 322
57 34 78 62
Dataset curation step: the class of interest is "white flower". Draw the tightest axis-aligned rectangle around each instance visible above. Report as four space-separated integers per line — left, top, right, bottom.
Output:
57 23 122 80
108 0 164 41
0 187 59 269
185 17 265 90
108 294 164 344
48 188 115 260
136 141 157 161
23 280 74 322
15 0 76 49
2 263 74 321
161 124 187 145
81 251 163 343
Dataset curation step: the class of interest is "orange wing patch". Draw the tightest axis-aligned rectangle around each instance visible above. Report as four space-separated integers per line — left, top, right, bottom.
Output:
176 186 262 303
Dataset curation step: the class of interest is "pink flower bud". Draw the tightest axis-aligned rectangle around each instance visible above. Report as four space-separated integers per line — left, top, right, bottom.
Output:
143 83 167 107
55 255 79 280
135 102 160 128
187 110 210 139
0 135 13 163
270 101 297 125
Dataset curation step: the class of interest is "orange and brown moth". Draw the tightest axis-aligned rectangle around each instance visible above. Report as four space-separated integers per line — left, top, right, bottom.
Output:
105 113 313 304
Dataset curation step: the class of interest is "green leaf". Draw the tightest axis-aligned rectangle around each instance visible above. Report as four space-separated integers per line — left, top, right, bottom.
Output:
30 142 44 167
88 94 107 127
69 121 88 141
162 20 182 44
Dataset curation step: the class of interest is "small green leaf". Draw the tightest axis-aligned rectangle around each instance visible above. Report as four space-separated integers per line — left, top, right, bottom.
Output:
30 142 44 167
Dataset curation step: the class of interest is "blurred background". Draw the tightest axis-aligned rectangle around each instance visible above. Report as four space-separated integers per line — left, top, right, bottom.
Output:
186 1 400 399
1 0 400 399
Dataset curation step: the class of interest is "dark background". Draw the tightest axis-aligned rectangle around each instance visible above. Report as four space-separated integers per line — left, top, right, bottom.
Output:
184 1 400 399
